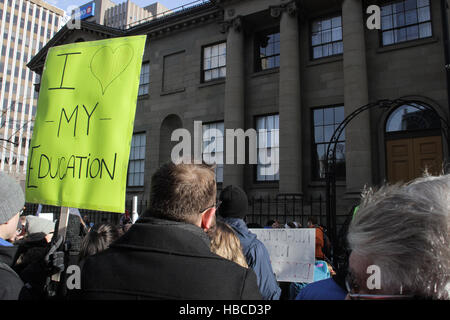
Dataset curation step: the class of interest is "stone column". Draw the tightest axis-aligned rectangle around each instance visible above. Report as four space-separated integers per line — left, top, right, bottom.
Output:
342 0 373 195
223 17 245 188
274 2 302 194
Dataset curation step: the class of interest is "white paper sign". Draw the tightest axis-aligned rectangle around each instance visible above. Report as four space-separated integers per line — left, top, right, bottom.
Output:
249 228 316 283
38 213 54 222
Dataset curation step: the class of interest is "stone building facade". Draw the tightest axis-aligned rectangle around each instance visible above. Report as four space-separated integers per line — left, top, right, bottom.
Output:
28 0 450 224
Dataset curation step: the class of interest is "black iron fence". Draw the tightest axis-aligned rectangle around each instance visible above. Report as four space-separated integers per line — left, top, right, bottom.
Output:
24 195 326 229
246 194 327 229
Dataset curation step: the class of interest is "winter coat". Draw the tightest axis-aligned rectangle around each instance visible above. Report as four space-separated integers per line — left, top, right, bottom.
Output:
80 217 262 300
224 218 281 300
0 244 24 300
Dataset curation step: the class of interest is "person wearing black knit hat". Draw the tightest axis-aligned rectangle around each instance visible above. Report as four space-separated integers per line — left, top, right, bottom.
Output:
218 185 281 300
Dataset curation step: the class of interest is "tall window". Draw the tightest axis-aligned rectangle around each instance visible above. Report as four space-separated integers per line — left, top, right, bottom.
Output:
202 122 224 183
203 42 226 82
381 0 432 46
256 114 279 182
255 29 280 71
138 62 150 96
312 106 346 180
128 133 146 186
311 15 343 59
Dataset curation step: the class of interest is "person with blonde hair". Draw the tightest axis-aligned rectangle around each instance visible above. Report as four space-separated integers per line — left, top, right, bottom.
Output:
208 220 248 268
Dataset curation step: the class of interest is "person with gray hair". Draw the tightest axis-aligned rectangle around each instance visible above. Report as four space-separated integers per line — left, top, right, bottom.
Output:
346 174 450 300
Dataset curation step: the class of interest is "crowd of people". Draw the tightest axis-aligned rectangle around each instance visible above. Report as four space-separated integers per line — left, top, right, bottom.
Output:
0 163 449 300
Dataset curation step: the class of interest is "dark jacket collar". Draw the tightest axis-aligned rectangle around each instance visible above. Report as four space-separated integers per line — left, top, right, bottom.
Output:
0 244 19 267
111 217 212 257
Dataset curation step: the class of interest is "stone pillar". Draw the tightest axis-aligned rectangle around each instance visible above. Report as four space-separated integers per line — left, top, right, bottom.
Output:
273 2 302 194
342 0 372 195
223 17 245 188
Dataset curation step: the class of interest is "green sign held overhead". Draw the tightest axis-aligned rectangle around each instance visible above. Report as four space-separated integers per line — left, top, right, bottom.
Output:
25 36 146 213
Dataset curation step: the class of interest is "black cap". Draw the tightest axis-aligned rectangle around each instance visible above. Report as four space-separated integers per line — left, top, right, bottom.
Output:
218 185 248 219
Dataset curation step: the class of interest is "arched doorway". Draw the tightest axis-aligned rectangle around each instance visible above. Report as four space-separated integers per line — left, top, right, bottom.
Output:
159 114 183 166
385 103 443 183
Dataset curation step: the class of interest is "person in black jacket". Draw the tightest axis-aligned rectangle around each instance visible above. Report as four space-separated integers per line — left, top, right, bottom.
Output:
80 163 262 300
0 172 27 300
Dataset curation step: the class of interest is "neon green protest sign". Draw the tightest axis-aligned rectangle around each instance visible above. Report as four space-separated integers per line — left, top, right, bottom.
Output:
25 36 146 213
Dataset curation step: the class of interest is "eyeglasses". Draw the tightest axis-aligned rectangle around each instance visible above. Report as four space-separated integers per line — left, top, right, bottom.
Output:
199 200 222 213
345 272 415 300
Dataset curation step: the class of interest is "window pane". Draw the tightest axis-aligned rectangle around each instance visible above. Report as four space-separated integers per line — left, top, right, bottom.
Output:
322 19 331 30
322 43 332 57
393 2 404 13
312 21 321 33
419 22 432 38
418 7 430 22
219 42 226 55
322 30 332 43
405 9 418 25
324 125 334 142
204 47 211 58
324 108 334 125
211 68 219 79
211 45 218 56
417 0 429 7
218 55 226 67
204 58 211 70
333 42 343 55
406 25 419 40
211 56 218 68
204 70 211 81
312 32 321 45
383 30 395 45
313 46 323 59
335 107 345 123
395 27 407 42
382 15 393 30
332 27 342 41
332 16 341 28
314 126 323 143
314 109 324 126
405 0 417 10
128 173 134 186
381 4 393 16
393 13 405 28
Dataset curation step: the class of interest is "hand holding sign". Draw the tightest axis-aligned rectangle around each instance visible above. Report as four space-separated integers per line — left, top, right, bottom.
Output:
26 36 146 213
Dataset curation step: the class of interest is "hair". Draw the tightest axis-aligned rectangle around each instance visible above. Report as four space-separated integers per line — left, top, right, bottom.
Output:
79 223 121 262
307 216 318 225
144 162 216 224
207 220 248 268
347 174 450 299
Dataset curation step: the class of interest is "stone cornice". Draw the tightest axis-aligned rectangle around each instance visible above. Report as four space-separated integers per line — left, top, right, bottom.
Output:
219 15 243 34
27 21 125 72
270 1 298 19
127 3 222 39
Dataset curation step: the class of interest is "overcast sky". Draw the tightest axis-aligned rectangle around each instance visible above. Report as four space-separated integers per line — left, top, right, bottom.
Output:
47 0 206 14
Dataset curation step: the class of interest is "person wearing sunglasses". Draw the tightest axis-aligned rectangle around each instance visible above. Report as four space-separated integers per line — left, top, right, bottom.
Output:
346 174 450 300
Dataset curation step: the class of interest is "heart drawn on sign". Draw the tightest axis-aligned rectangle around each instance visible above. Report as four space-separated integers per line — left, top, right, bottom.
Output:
90 44 134 95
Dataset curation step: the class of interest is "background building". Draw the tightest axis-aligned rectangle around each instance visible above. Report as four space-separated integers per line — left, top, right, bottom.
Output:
28 0 450 229
0 0 64 186
73 0 170 29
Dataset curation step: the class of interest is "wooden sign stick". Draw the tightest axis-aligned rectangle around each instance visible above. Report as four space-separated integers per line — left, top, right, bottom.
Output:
51 206 70 282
